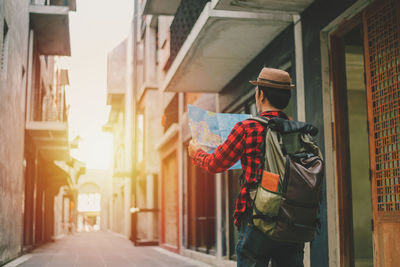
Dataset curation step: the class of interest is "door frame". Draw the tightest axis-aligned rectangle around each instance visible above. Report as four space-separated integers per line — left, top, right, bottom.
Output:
319 1 374 266
160 140 180 253
329 14 366 267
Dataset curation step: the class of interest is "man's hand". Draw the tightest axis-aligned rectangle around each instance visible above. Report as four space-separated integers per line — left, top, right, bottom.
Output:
188 140 202 158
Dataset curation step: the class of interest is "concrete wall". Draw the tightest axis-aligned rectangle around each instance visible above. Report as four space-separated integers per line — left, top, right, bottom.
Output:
106 37 132 238
219 24 296 116
144 90 162 174
0 0 30 264
107 40 127 95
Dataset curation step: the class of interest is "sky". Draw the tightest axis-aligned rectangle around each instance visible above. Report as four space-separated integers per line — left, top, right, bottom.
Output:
61 0 133 169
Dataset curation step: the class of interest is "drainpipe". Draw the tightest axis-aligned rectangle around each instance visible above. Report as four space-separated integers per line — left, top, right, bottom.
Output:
293 14 306 123
215 94 223 262
130 0 139 243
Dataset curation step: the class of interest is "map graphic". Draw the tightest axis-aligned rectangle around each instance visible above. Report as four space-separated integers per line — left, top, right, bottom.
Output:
188 105 251 169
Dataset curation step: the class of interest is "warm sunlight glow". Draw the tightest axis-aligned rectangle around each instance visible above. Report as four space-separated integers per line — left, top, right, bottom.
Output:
78 193 101 212
60 0 133 169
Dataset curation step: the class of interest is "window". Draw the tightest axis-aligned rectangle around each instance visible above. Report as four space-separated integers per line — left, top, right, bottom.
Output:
1 19 9 77
78 193 101 212
137 113 144 163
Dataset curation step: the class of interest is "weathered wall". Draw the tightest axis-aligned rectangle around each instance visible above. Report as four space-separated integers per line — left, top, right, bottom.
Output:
0 0 29 264
144 90 162 174
219 24 296 117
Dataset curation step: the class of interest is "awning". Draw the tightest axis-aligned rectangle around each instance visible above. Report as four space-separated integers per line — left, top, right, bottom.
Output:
43 161 72 194
26 121 70 161
142 0 182 15
212 0 314 14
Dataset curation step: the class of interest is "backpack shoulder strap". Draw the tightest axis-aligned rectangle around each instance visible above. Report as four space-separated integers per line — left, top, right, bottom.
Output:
247 116 270 127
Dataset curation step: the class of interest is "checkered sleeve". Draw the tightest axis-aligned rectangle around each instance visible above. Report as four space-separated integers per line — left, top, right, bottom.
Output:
192 122 245 173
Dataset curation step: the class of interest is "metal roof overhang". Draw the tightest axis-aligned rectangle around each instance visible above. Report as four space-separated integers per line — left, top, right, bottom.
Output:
46 161 72 191
162 1 314 93
212 0 314 14
26 121 70 161
142 0 182 15
29 4 71 56
106 93 125 106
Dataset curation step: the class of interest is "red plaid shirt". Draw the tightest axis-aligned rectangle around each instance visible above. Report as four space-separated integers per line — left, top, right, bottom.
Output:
192 110 288 228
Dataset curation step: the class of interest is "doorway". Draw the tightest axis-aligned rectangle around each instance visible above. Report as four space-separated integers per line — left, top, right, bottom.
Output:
161 151 179 251
329 1 400 266
330 21 373 267
186 154 216 254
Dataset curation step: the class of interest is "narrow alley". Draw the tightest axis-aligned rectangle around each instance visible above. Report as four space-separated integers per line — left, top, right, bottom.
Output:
6 232 211 267
2 0 400 266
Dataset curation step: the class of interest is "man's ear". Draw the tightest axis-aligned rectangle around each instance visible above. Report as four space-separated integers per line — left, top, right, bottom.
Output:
258 88 264 102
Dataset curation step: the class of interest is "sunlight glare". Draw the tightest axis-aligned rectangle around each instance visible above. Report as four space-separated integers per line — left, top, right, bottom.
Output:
61 0 133 169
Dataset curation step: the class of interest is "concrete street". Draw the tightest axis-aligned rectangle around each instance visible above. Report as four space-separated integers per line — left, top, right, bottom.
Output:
10 232 212 267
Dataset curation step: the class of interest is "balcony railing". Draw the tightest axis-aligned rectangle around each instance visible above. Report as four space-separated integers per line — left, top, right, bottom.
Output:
25 87 69 161
168 0 210 68
33 66 68 122
30 0 72 8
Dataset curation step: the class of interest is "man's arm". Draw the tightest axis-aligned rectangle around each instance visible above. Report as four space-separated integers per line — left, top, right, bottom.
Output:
188 122 245 174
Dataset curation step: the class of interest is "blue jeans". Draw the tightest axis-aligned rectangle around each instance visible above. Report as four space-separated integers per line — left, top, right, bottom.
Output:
236 214 305 267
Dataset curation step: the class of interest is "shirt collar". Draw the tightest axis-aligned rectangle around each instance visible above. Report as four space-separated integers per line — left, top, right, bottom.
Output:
260 110 287 118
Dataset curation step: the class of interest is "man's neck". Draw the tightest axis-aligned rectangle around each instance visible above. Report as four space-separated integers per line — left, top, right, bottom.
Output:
260 104 282 113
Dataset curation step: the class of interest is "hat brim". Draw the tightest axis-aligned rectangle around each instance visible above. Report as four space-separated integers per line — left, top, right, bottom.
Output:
250 80 294 90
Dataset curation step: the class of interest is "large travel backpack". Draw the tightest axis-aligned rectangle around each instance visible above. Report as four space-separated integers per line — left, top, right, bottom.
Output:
247 116 324 243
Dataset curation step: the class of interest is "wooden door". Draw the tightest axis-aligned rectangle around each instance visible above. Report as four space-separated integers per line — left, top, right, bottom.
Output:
363 1 400 266
187 160 216 253
161 152 179 251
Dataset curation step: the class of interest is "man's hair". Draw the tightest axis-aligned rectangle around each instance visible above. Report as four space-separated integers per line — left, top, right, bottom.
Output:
258 86 291 109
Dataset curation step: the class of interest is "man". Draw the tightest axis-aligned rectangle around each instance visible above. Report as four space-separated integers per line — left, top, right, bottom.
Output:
188 67 304 266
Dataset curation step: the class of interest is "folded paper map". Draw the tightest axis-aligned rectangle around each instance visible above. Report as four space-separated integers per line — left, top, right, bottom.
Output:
188 104 251 169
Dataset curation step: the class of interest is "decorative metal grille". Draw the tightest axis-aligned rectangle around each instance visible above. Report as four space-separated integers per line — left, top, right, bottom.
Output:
169 0 210 66
365 0 400 213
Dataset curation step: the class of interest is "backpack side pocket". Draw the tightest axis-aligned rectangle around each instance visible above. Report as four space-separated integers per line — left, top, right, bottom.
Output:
252 185 282 235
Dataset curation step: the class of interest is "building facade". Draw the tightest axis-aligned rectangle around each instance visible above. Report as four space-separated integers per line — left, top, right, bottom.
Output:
104 39 133 238
118 0 400 266
0 0 76 264
0 0 30 264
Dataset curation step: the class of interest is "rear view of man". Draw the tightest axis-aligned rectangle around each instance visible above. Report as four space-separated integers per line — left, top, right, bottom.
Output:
188 67 304 266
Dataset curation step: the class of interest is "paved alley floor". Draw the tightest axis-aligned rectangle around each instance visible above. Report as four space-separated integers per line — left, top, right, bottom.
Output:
12 232 213 267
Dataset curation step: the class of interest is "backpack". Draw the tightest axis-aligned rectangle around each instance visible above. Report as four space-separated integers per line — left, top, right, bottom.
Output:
247 116 324 243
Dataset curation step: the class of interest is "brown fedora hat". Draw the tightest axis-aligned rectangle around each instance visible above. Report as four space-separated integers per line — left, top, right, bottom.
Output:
250 67 294 90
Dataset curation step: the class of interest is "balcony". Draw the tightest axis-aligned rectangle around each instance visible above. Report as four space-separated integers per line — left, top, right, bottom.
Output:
211 0 314 14
141 0 182 15
25 68 70 161
168 0 210 66
26 120 69 161
29 0 76 56
107 39 127 106
136 16 159 102
162 0 314 93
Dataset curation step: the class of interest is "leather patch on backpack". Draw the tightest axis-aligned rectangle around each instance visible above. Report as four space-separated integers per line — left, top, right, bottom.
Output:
261 171 280 192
